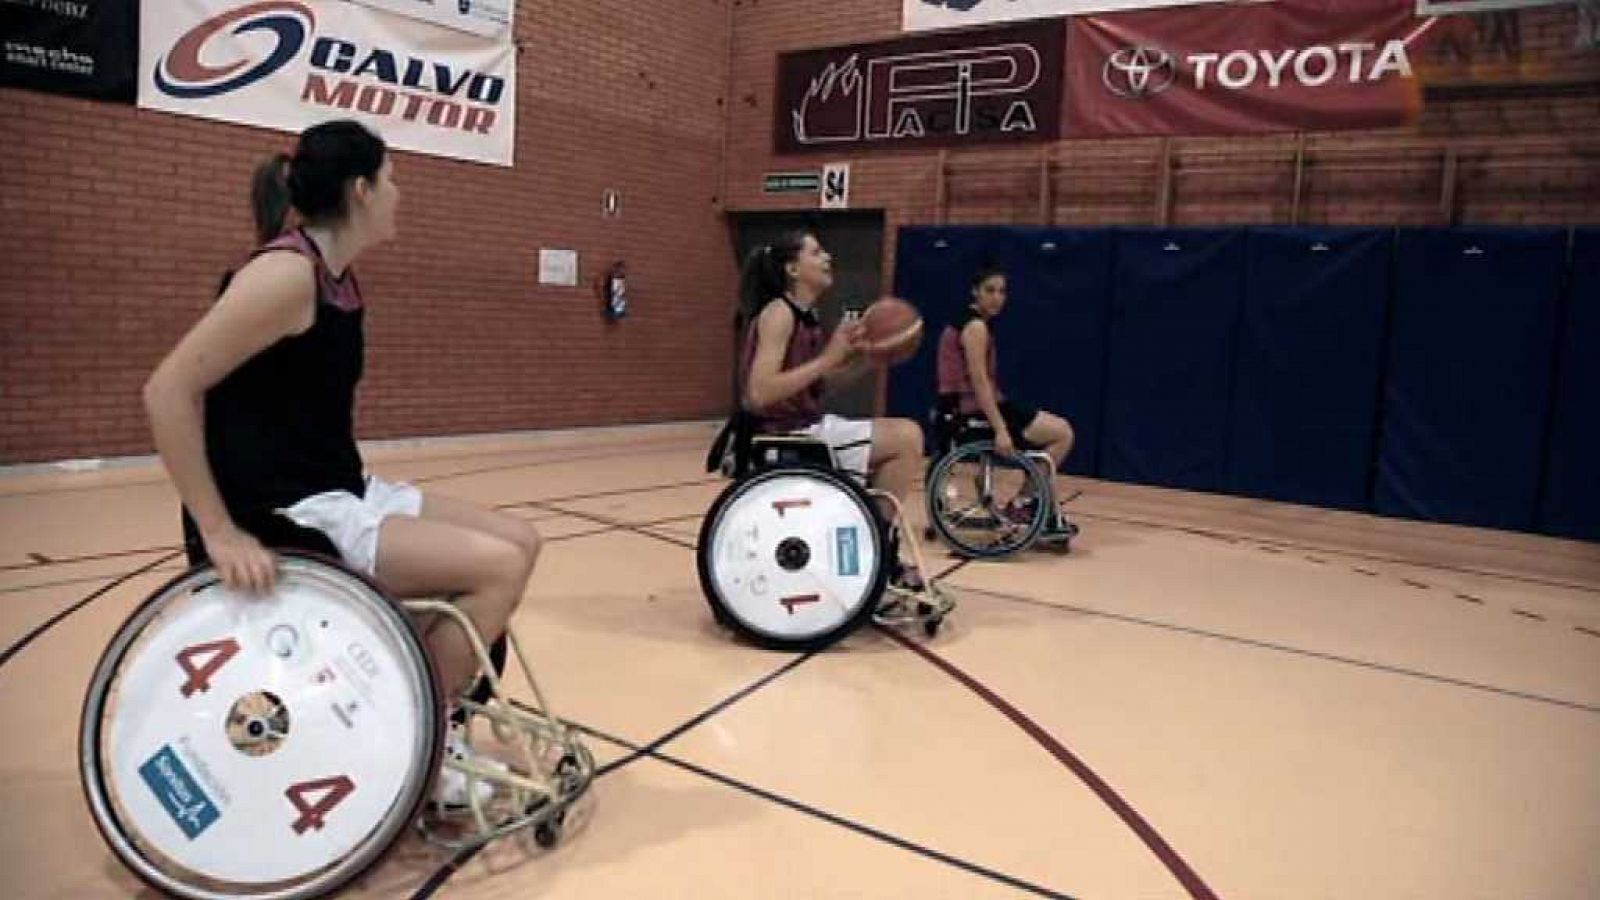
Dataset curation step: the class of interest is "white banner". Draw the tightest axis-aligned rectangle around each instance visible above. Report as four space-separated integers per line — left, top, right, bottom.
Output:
903 0 1234 32
138 0 515 166
348 0 512 40
1417 0 1572 12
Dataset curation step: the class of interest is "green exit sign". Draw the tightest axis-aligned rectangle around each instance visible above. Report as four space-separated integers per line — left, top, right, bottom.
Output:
763 172 820 194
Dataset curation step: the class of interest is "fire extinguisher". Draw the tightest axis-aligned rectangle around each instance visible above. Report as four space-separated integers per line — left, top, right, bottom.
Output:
600 261 627 321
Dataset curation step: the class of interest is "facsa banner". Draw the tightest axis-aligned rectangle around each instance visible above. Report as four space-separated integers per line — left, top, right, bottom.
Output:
1067 0 1441 136
138 0 516 166
775 19 1064 154
904 0 1233 33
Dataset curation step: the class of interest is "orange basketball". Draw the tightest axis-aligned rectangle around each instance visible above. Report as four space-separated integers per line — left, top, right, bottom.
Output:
860 295 923 366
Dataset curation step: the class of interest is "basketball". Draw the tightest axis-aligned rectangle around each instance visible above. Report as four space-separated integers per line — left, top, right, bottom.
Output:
860 295 923 366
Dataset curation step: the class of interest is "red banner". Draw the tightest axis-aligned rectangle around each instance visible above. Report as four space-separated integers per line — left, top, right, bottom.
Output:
1067 0 1442 136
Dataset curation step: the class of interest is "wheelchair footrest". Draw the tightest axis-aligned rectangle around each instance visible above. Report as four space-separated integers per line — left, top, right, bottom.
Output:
416 699 596 852
872 584 956 629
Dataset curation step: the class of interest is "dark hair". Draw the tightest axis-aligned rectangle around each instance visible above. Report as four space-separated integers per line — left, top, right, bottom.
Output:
249 154 293 244
737 229 811 324
251 119 386 242
970 261 1006 291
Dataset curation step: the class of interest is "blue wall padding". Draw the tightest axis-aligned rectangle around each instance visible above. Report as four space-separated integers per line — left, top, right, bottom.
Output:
888 226 995 448
1537 229 1600 541
1101 229 1245 492
1227 228 1392 511
1375 228 1567 531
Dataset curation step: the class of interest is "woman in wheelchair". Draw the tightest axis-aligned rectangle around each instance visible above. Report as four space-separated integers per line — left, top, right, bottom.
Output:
142 119 540 810
936 263 1078 539
738 230 929 592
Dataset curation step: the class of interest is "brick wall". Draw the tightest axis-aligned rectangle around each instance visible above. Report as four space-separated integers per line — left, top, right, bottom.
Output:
3 0 1595 463
0 0 738 464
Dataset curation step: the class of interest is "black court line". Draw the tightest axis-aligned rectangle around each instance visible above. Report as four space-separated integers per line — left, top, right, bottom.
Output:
1073 509 1600 595
537 502 698 551
493 475 720 512
3 475 713 575
947 583 1600 715
409 441 703 486
409 650 815 900
578 724 1076 900
411 719 1075 900
415 534 1030 900
0 479 708 670
1076 494 1595 561
0 562 191 597
880 627 1218 900
0 435 709 499
596 651 815 777
0 544 178 573
0 550 182 670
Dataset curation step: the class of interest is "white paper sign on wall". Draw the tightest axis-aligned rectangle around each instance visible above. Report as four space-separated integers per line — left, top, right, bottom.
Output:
539 248 579 287
821 162 851 210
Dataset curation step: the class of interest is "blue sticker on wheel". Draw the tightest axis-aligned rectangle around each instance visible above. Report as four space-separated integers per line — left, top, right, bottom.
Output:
835 527 860 577
139 744 219 840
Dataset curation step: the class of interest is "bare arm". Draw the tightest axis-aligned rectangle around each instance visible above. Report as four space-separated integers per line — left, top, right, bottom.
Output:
823 355 874 394
744 302 859 410
143 251 317 588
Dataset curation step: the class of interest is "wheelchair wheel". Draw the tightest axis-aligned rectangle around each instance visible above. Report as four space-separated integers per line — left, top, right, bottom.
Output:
926 441 1051 559
698 466 888 652
80 553 442 900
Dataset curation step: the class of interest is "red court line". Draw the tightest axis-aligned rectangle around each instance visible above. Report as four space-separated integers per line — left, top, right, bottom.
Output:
881 626 1221 900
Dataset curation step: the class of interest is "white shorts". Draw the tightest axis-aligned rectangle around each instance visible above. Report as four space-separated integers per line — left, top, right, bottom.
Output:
279 475 423 576
800 414 874 484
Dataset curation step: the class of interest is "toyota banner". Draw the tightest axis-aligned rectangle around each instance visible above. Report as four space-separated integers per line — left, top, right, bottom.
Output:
1067 0 1443 135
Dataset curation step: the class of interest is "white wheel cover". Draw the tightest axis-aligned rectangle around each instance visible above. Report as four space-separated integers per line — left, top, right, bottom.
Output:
101 564 431 886
709 474 879 640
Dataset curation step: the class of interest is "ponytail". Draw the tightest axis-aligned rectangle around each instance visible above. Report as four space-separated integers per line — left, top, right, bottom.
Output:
250 152 292 244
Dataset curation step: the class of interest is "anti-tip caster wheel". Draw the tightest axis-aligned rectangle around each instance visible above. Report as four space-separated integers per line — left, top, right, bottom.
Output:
534 810 566 849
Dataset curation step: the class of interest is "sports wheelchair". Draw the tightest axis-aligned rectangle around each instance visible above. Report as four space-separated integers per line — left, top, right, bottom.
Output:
923 402 1077 559
80 520 593 900
700 414 956 652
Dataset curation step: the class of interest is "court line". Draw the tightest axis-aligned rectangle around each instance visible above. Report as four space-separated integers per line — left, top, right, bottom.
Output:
493 476 720 512
410 721 1078 900
0 561 191 597
596 652 815 777
0 434 707 498
0 551 182 670
0 544 176 573
1070 485 1592 562
535 502 698 551
949 583 1600 715
1073 508 1600 595
3 476 715 574
881 626 1219 900
408 442 702 486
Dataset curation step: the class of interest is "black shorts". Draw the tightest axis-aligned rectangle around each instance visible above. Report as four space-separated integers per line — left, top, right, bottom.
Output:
998 400 1040 440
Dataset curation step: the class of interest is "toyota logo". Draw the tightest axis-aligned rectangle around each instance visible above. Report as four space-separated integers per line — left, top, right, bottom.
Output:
1103 45 1175 99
